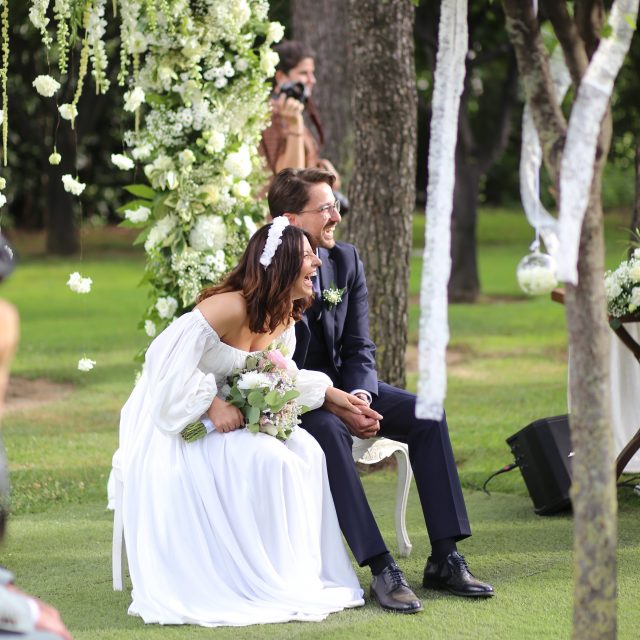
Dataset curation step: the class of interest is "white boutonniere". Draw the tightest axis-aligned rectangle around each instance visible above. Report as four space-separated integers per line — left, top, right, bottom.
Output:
322 285 346 310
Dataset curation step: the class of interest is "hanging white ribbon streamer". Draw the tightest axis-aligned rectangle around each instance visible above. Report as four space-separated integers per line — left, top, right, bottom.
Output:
416 0 468 420
520 46 572 258
557 0 639 284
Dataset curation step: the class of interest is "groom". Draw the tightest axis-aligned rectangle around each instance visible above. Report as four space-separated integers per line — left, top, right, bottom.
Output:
269 168 493 613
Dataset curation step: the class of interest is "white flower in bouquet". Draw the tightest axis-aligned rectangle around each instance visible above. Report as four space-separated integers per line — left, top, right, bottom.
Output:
223 145 252 179
33 75 61 97
58 103 78 121
235 58 249 73
604 253 640 317
189 215 227 252
629 286 640 313
156 296 178 319
131 143 153 161
67 272 93 294
124 206 150 224
49 151 62 165
236 370 272 390
199 183 220 206
144 320 157 337
61 175 86 196
111 153 135 170
629 263 640 283
260 50 279 76
604 272 623 301
145 214 177 251
77 357 96 372
124 87 145 112
178 149 196 167
206 131 226 155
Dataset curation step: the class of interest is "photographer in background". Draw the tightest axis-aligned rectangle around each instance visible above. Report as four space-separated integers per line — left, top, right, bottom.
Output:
0 235 72 640
260 40 342 192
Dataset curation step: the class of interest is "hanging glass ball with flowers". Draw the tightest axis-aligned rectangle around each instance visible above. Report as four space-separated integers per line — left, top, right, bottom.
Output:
516 241 558 295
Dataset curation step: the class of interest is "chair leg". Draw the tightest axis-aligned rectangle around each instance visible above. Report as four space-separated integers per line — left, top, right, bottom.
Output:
112 477 126 591
393 448 413 557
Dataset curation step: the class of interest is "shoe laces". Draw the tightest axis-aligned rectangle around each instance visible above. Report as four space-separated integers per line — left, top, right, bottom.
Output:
449 552 472 575
385 563 407 588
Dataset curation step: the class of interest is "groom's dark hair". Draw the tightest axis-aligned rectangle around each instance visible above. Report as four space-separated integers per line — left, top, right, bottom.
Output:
268 168 335 218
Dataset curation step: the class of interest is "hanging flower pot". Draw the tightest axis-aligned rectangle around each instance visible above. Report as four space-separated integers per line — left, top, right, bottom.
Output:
517 249 558 295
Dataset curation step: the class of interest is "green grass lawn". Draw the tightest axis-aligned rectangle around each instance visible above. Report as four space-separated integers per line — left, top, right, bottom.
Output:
1 213 639 639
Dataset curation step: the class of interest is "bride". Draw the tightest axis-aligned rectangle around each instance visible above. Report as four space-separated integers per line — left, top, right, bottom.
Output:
117 218 365 626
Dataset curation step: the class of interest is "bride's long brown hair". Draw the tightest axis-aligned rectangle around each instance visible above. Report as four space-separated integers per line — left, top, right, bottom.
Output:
197 224 312 334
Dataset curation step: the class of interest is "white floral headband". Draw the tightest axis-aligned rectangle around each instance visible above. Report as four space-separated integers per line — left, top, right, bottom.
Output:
259 217 290 268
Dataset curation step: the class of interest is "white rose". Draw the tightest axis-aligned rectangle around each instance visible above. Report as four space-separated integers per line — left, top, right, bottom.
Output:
58 103 78 121
33 75 61 97
232 180 251 199
267 22 285 44
111 154 135 171
189 215 227 252
144 320 157 337
124 206 151 224
77 358 96 372
61 174 86 196
237 371 270 390
124 87 145 112
223 145 252 179
156 296 178 320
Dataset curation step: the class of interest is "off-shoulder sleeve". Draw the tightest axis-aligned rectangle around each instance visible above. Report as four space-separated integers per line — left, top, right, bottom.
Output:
144 312 218 436
281 326 333 411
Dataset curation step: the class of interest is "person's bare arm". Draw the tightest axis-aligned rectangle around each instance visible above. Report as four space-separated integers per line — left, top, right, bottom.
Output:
0 300 19 408
272 95 306 172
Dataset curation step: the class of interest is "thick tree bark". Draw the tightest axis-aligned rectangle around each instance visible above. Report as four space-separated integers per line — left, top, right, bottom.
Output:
292 0 353 183
346 0 417 387
503 1 623 637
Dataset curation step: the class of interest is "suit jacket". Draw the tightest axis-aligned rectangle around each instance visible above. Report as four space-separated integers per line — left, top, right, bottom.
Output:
294 242 379 397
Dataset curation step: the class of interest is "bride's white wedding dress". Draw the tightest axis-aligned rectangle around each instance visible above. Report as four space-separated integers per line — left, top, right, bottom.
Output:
117 309 364 627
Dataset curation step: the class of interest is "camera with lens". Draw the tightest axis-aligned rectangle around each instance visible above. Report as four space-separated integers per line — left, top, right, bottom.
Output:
274 81 308 105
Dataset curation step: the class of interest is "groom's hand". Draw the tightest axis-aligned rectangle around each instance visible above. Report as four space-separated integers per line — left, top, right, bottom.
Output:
323 389 382 439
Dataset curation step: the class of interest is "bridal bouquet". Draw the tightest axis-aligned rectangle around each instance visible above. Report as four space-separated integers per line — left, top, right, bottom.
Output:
182 344 304 443
604 248 640 318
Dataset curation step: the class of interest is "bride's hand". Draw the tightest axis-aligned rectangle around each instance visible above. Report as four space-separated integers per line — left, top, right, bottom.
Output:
207 396 244 433
323 387 383 439
324 387 367 414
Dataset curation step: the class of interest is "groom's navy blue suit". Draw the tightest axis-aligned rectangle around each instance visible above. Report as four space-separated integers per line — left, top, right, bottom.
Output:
293 242 471 566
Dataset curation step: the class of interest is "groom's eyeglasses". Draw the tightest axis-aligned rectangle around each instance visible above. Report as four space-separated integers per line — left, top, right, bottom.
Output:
297 199 341 216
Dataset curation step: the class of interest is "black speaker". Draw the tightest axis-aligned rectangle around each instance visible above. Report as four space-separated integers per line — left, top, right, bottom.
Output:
506 414 573 515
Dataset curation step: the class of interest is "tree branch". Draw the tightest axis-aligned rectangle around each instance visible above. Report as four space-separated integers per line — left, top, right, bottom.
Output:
502 0 567 184
575 0 605 57
540 0 590 85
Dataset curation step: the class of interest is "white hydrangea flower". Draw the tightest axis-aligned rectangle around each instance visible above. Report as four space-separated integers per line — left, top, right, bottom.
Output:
58 103 78 121
124 87 145 112
33 75 61 97
189 215 227 252
111 153 135 170
77 358 96 372
49 152 62 165
144 320 157 337
156 296 178 319
223 145 252 179
66 272 93 294
61 174 86 196
124 206 151 224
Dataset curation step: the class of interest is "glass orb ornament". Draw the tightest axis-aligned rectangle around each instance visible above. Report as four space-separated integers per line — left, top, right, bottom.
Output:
517 249 558 295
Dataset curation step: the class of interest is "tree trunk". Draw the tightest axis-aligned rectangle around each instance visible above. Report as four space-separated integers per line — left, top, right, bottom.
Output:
292 0 353 183
630 143 640 253
449 154 481 302
346 0 417 388
566 116 616 639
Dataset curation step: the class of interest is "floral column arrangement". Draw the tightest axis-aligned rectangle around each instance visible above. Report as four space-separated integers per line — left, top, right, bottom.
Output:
116 1 282 349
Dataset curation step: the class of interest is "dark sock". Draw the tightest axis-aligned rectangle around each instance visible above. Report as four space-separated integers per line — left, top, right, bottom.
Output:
430 538 457 562
367 552 395 576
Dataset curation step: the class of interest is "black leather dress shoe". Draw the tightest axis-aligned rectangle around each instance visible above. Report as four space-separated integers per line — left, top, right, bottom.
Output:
422 551 494 597
370 563 423 613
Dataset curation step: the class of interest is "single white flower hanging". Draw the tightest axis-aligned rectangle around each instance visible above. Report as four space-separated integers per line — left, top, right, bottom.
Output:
49 151 62 165
66 271 93 294
0 194 6 208
111 153 135 170
58 103 78 121
77 357 96 372
33 74 61 97
123 87 145 112
61 174 86 196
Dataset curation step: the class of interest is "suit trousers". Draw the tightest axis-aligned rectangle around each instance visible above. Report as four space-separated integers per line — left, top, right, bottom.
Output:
300 382 471 566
